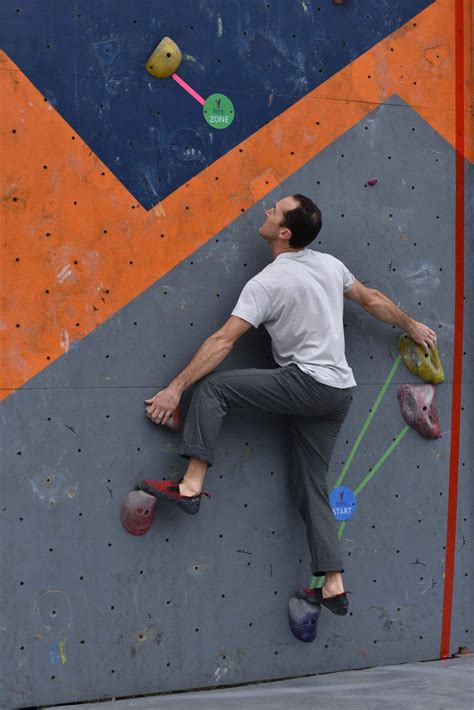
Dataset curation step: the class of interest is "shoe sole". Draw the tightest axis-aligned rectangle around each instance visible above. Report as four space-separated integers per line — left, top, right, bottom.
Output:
138 483 200 515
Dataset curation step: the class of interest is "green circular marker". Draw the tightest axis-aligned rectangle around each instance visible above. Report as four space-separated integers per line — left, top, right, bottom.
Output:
203 93 235 129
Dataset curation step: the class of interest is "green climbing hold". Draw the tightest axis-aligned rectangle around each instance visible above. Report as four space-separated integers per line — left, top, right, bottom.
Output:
398 333 445 384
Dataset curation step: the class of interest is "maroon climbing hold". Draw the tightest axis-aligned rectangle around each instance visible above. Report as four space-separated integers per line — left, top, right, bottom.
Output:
397 384 441 439
166 405 182 432
367 177 378 186
120 490 157 535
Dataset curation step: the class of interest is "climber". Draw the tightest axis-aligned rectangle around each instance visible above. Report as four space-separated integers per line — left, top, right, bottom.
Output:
140 194 437 615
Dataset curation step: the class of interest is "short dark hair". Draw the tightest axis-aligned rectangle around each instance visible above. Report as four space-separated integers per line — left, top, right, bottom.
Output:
280 194 322 248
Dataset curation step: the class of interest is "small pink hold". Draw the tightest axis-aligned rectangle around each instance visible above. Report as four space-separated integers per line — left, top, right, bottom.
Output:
367 177 378 186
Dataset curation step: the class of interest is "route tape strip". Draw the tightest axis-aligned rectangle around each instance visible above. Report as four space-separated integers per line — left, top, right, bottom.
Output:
172 73 206 105
311 424 411 589
335 354 402 490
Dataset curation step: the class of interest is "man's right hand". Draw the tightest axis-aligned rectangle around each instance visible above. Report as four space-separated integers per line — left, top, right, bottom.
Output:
144 385 181 425
405 320 438 355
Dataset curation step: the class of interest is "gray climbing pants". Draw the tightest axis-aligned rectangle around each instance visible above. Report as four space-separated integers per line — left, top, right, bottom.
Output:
178 364 353 577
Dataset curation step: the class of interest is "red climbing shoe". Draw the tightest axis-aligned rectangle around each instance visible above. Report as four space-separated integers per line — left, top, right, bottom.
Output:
138 479 210 515
120 490 157 535
296 587 351 616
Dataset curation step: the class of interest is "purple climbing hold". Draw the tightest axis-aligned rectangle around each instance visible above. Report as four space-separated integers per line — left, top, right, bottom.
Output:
397 384 442 439
288 597 321 643
367 177 378 186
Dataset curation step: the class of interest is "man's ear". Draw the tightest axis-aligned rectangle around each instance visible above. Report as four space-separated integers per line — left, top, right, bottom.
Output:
279 226 292 241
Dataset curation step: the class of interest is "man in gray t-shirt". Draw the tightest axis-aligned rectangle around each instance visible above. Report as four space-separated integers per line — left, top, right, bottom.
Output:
141 194 437 615
231 246 357 389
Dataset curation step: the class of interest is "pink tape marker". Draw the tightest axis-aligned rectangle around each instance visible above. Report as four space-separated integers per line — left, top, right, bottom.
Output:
172 73 206 106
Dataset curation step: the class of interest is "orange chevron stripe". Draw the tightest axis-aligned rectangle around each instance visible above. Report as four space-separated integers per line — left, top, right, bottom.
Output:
0 0 471 399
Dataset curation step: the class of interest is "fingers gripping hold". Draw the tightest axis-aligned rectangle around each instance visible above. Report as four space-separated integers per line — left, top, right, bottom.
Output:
145 403 182 432
144 387 182 430
406 321 438 355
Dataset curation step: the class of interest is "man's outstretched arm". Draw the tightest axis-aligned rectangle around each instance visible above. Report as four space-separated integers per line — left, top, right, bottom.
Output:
170 316 252 394
145 316 252 425
344 279 437 353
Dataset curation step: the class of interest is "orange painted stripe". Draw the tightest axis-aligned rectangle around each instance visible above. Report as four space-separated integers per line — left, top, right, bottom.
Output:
0 0 471 398
439 0 466 660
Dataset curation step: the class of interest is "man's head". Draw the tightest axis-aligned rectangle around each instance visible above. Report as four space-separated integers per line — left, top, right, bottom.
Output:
259 194 322 249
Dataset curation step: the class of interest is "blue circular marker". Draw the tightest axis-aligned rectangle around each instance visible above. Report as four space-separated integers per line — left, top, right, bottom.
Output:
330 486 356 521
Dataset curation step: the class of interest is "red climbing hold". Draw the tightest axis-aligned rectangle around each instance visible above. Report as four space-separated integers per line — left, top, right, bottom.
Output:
120 490 157 535
397 384 442 439
367 177 378 186
166 405 182 432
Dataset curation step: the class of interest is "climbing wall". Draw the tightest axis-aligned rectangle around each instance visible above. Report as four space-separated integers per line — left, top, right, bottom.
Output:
1 1 472 707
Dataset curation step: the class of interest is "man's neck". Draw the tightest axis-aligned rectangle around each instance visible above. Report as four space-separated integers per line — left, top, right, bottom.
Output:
272 246 304 259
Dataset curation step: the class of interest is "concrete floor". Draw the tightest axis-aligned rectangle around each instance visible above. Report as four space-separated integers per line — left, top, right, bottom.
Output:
53 655 474 710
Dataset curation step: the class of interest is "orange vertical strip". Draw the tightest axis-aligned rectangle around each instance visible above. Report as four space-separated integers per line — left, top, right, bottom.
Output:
439 0 465 660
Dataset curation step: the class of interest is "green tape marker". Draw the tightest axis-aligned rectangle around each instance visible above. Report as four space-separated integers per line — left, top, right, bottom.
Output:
309 355 403 588
353 425 410 497
312 425 410 588
335 354 402 490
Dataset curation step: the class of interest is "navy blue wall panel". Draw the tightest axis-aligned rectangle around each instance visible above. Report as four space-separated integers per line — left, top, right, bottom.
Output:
0 0 433 206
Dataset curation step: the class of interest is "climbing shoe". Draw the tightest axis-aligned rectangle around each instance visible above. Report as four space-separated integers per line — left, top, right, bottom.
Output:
296 587 351 616
138 479 210 515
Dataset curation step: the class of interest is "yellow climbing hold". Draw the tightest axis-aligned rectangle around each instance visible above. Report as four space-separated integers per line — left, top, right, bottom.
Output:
146 37 182 78
59 639 67 665
398 333 445 384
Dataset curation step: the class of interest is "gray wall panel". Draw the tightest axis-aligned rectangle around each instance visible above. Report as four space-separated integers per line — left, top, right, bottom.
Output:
1 98 472 708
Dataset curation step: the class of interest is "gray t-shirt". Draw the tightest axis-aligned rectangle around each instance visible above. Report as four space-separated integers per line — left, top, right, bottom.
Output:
231 248 357 389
